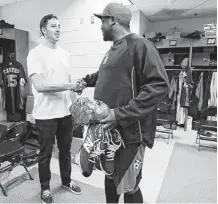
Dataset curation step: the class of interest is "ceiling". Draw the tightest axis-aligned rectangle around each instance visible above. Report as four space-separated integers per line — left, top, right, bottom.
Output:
130 0 217 21
0 0 25 6
0 0 216 22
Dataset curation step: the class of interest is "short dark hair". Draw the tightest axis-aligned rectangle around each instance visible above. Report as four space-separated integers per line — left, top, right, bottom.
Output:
117 21 130 31
110 16 130 31
40 14 58 36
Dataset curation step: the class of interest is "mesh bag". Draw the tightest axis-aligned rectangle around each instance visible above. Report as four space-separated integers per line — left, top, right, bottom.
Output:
70 97 110 130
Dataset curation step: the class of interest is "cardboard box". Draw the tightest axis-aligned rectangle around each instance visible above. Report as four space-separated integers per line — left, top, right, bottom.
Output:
166 32 181 39
204 23 216 37
146 32 156 39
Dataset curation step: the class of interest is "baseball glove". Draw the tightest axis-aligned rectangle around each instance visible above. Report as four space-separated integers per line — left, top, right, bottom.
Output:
70 97 110 129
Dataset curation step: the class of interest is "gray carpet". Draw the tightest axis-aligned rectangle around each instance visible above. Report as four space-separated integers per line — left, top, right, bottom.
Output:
157 142 217 203
0 167 105 203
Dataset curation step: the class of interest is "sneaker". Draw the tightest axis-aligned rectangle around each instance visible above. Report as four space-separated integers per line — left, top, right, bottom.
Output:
41 189 53 204
78 124 106 177
62 181 82 195
78 144 95 177
94 157 102 171
100 129 123 175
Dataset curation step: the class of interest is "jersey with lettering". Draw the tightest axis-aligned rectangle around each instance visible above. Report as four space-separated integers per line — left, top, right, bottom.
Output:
3 60 27 113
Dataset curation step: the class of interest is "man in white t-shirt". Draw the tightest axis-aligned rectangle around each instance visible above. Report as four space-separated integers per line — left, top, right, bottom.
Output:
27 14 85 204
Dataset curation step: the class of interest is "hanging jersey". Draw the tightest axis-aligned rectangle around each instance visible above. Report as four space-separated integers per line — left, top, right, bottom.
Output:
2 60 27 113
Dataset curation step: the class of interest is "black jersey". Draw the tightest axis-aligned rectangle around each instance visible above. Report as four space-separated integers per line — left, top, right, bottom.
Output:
3 60 27 113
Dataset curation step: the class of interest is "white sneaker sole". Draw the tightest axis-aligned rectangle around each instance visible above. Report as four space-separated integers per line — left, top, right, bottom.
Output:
62 185 82 195
78 150 83 175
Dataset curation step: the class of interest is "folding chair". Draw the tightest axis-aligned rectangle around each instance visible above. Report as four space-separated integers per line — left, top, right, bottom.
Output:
0 124 7 141
156 101 175 144
196 106 217 151
0 121 34 196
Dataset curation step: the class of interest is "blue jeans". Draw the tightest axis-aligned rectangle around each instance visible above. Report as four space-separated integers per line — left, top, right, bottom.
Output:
35 115 73 190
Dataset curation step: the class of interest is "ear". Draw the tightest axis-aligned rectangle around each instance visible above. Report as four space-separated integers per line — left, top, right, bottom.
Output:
41 27 46 36
110 17 117 26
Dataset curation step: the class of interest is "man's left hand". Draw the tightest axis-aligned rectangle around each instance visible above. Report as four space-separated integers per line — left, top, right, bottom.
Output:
99 109 118 130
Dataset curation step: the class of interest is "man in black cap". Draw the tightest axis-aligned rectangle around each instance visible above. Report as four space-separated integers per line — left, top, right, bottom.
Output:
81 3 170 203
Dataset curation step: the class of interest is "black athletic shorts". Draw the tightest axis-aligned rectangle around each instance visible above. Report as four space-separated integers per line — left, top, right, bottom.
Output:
113 143 146 194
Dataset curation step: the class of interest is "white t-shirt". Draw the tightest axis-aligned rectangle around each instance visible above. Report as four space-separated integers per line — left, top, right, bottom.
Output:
27 44 73 120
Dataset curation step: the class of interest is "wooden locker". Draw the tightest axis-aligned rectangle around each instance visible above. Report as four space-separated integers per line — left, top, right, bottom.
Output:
15 29 29 97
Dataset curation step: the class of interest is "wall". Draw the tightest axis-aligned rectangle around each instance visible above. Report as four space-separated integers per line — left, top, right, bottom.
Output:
128 9 151 37
150 16 217 33
139 11 151 36
2 0 142 97
2 0 142 72
0 7 3 20
130 10 140 34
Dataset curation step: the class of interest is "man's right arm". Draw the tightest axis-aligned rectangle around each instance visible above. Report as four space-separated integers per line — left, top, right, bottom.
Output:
27 51 76 93
82 71 99 87
30 73 76 93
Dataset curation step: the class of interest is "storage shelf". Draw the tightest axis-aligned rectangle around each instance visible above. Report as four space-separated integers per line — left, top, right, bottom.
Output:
156 37 217 49
191 66 217 68
165 65 217 68
155 36 217 131
165 69 217 72
165 65 182 68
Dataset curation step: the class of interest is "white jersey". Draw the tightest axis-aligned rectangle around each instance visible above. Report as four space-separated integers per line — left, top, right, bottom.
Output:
27 44 72 120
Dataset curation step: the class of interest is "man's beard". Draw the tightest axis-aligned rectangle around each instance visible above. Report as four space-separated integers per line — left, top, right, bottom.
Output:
103 29 113 41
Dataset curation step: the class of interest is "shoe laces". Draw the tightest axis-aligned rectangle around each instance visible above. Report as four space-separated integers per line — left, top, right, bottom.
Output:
83 124 125 163
91 140 106 156
105 129 125 161
42 190 51 197
70 181 77 188
84 124 107 161
83 124 97 153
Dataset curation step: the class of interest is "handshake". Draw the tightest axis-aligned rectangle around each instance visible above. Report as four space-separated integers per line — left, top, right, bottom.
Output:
74 79 87 94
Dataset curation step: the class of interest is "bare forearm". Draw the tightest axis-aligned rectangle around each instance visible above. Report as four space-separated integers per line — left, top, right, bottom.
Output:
38 83 76 93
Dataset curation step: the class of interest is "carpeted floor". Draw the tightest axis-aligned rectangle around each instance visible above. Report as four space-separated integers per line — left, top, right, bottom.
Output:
157 142 217 203
0 167 105 203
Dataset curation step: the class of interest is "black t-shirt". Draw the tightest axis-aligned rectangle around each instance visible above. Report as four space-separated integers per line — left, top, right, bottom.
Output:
3 60 27 113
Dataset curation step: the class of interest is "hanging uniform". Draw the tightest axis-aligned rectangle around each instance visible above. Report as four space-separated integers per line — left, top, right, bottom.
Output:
2 60 27 113
176 71 186 124
195 73 204 111
208 72 217 107
168 75 177 109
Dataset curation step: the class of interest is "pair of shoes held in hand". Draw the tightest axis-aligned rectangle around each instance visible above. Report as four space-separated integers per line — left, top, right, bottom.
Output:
78 123 124 177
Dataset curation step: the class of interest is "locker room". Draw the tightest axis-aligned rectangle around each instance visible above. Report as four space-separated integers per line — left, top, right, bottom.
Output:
0 0 217 203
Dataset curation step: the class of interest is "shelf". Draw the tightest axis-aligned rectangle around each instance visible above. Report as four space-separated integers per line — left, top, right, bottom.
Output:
164 65 217 69
165 68 217 72
156 37 217 49
156 38 191 48
192 38 217 47
159 51 189 54
191 66 217 68
0 28 15 40
165 65 182 68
